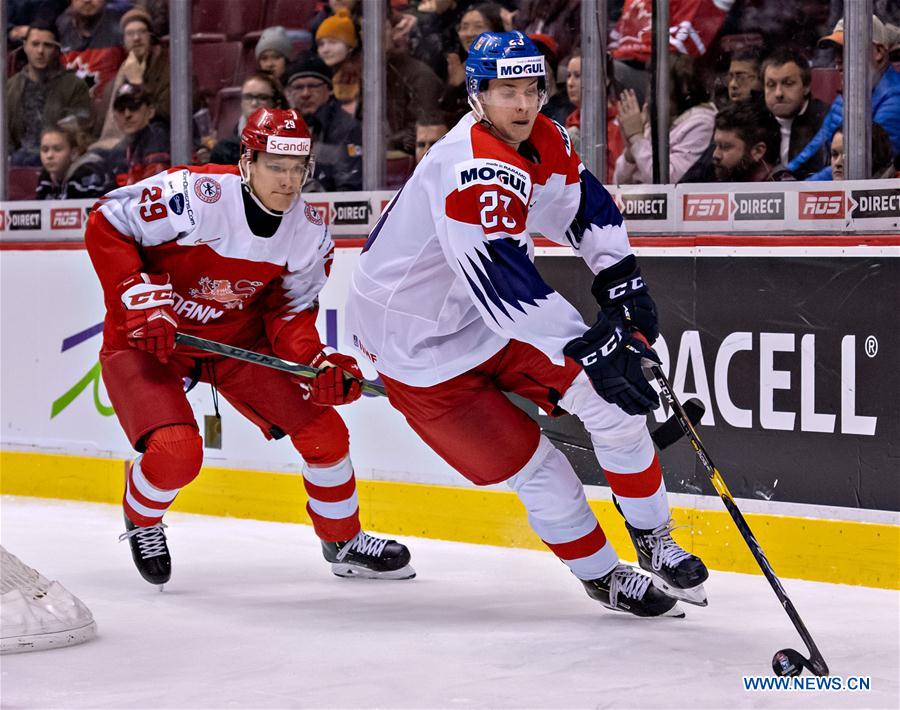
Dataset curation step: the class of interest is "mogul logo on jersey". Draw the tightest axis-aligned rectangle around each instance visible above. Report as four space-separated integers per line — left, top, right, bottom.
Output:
50 208 82 229
618 193 668 220
683 194 730 221
456 159 532 204
168 193 185 215
496 55 545 78
733 193 785 220
304 202 324 225
8 210 41 230
266 135 311 156
798 191 845 220
194 177 222 204
188 277 263 310
850 188 900 218
332 201 371 225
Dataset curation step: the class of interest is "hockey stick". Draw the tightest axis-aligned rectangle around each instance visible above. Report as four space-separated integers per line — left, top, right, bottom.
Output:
174 333 387 397
643 361 829 677
543 398 706 454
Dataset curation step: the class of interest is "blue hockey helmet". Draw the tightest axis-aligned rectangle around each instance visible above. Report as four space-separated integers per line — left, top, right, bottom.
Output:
465 31 547 119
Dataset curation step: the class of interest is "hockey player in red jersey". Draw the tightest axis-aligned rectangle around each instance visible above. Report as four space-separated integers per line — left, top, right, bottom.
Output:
85 108 414 586
346 32 709 617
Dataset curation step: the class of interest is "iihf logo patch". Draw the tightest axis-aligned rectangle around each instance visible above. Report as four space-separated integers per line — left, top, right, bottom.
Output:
194 177 222 204
305 202 324 225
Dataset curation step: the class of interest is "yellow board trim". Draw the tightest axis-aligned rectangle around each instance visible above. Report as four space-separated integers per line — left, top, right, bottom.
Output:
2 450 897 589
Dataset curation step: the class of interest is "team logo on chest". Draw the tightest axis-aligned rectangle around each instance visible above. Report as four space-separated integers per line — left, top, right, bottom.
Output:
194 177 222 204
188 277 263 310
304 202 324 225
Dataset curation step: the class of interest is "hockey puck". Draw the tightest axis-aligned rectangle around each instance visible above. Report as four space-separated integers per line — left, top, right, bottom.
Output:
772 649 806 677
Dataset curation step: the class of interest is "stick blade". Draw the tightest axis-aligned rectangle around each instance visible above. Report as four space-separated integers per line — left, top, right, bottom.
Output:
651 398 706 450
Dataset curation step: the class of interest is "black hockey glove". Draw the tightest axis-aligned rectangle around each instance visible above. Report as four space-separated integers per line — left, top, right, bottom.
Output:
563 315 661 416
591 255 659 344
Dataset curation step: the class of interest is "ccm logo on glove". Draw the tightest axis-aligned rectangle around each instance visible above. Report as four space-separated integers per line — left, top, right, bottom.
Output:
606 276 644 301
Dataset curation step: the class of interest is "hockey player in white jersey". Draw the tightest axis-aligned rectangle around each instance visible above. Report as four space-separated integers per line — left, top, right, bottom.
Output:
346 32 709 617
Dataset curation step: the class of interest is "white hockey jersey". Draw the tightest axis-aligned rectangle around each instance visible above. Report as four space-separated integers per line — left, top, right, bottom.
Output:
87 164 333 362
345 112 632 386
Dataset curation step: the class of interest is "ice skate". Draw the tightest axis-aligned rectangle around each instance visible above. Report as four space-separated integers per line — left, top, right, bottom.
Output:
582 564 684 617
119 516 171 588
322 531 415 580
626 518 709 606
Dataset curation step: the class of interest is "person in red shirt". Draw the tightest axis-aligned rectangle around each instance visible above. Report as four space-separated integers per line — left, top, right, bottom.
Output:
85 108 415 587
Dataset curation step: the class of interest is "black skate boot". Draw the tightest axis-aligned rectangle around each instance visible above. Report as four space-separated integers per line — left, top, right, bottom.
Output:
322 531 415 580
582 564 683 617
119 516 171 588
626 518 709 606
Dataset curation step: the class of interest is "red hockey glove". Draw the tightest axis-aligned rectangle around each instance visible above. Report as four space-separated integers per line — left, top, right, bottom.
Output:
308 349 363 406
117 273 178 363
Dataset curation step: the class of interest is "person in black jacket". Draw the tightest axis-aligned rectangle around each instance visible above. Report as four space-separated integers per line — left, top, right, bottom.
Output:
36 124 112 199
762 48 829 179
284 55 362 191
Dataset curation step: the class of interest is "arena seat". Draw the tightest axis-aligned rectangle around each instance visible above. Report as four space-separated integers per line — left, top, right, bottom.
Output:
192 40 242 100
191 0 265 40
212 87 243 139
8 166 42 201
264 0 318 30
386 154 416 189
811 67 842 105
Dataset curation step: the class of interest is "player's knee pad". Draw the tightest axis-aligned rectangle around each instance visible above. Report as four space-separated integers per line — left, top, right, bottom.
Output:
290 407 350 466
560 372 655 472
142 424 203 489
506 436 588 520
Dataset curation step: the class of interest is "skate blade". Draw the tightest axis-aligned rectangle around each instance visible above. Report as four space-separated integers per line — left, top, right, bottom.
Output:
600 600 685 619
651 575 708 606
330 562 416 580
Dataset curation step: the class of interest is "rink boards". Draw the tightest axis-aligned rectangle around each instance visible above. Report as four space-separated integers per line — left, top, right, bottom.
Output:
1 238 898 589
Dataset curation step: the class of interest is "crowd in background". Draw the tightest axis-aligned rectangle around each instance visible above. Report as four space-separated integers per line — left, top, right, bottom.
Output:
6 0 900 201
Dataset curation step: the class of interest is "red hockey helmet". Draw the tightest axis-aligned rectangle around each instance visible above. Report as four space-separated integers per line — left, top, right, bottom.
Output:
240 107 312 159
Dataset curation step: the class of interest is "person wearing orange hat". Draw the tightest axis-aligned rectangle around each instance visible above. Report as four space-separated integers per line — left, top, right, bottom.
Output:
315 8 361 116
788 14 900 179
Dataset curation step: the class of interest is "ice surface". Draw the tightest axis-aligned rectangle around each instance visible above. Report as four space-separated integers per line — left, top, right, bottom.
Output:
1 496 897 709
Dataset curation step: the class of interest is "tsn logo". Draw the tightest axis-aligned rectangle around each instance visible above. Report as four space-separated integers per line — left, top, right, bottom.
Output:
683 194 730 221
799 192 845 219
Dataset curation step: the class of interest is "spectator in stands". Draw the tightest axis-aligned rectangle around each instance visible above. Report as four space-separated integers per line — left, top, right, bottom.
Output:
386 14 443 156
530 33 572 125
614 55 716 184
514 0 581 64
7 0 67 46
563 50 625 183
762 48 829 179
316 8 362 118
888 24 900 73
210 72 288 165
439 3 504 123
36 124 111 199
57 0 125 104
725 49 762 104
310 0 361 43
790 15 900 179
414 111 450 164
284 56 362 191
256 26 295 86
829 124 896 181
404 0 462 81
711 99 791 182
90 8 171 152
106 82 169 185
7 21 91 166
